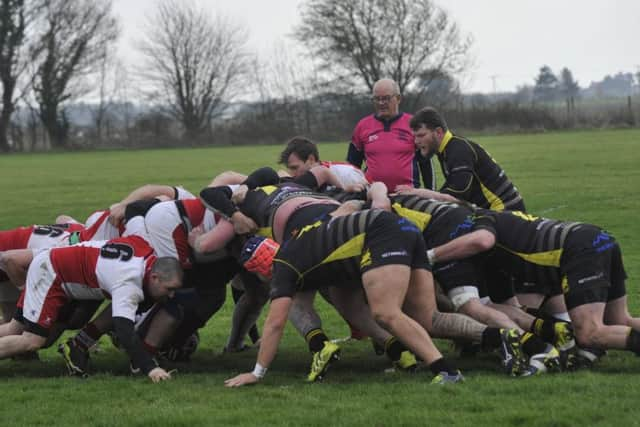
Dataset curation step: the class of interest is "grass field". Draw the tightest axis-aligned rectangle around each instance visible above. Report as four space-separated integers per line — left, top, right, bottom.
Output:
1 129 639 426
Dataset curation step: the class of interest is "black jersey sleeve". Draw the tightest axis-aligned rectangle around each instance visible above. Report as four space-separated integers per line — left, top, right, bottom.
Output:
439 139 476 198
112 317 159 375
347 143 364 168
124 198 162 221
269 259 301 299
200 186 238 219
243 167 280 190
471 210 498 235
292 170 320 189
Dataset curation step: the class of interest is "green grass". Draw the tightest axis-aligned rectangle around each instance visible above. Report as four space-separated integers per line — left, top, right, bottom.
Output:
1 129 640 426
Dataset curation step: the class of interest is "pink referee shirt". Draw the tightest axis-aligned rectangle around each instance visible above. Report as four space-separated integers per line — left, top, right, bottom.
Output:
350 113 416 191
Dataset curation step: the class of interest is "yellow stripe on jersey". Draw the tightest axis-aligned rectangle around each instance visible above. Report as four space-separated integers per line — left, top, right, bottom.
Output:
256 227 274 239
498 244 563 267
319 233 365 265
480 181 505 211
296 220 323 239
437 130 454 154
259 185 278 195
392 203 432 232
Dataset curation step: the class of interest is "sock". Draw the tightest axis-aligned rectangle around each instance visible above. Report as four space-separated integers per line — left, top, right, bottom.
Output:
305 328 329 353
248 324 260 344
625 329 640 355
480 327 502 351
524 306 541 317
383 337 406 362
428 357 458 376
520 332 548 357
73 323 102 351
142 341 158 355
531 318 559 343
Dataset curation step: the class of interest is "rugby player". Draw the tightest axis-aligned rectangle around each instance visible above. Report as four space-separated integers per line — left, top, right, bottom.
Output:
409 107 525 212
429 209 640 365
224 210 464 387
0 222 183 383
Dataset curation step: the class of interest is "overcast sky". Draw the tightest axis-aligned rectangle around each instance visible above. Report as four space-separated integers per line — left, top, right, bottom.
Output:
112 0 640 94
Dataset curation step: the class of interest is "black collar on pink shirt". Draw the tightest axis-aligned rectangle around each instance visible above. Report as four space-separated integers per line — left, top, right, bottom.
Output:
374 112 404 132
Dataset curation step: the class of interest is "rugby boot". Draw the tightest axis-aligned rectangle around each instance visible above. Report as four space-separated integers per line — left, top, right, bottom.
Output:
307 341 341 382
553 322 576 351
498 328 525 376
553 322 577 370
393 350 418 372
573 346 607 369
58 339 89 378
431 370 464 385
520 344 561 376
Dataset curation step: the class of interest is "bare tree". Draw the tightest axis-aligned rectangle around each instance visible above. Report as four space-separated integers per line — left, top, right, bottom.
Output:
294 0 472 93
0 0 30 152
29 0 118 148
137 0 249 141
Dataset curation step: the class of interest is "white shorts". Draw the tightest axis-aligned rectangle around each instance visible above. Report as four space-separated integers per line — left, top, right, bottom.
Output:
21 251 67 332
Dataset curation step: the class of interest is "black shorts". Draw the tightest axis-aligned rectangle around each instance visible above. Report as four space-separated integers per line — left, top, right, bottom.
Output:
361 211 429 274
427 211 481 293
561 226 627 310
270 210 429 299
283 203 339 242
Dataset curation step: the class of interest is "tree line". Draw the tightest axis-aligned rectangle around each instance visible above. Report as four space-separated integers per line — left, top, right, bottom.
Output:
1 0 638 152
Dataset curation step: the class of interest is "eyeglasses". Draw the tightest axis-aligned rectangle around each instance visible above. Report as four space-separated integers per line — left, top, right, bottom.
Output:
371 95 398 104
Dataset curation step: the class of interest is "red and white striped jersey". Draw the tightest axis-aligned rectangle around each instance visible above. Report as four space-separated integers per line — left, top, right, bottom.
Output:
0 223 85 252
48 235 156 321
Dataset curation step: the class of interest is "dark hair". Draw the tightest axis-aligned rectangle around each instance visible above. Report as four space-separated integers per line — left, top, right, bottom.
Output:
278 136 320 165
409 107 448 131
151 257 183 283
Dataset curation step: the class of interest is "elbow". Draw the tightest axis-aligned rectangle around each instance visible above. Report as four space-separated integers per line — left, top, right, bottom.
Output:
473 231 496 252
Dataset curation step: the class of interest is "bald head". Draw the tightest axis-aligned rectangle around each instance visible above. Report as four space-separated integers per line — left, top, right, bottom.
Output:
371 79 401 119
372 79 400 95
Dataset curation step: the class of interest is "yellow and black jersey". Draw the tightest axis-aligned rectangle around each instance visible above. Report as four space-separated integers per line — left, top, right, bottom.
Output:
437 131 524 211
473 209 583 287
269 210 427 299
241 183 335 239
389 194 476 246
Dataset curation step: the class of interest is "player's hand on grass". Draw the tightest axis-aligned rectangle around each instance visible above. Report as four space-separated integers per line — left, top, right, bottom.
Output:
148 367 172 383
224 372 260 387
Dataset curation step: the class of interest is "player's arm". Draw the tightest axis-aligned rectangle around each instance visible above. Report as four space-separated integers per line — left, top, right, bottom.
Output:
394 186 459 203
347 128 365 168
439 141 476 200
188 218 236 254
428 229 496 264
200 186 257 235
224 296 292 387
367 181 391 211
110 286 172 382
110 185 190 226
308 165 344 189
0 249 34 289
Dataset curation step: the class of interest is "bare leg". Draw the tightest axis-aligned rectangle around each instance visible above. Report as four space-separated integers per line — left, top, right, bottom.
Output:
570 302 630 349
288 290 322 337
363 265 442 365
0 331 46 359
604 296 640 331
0 318 24 338
459 299 522 331
328 286 392 345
